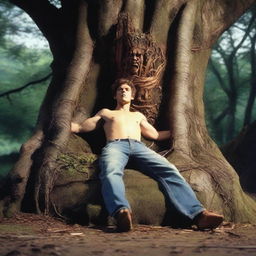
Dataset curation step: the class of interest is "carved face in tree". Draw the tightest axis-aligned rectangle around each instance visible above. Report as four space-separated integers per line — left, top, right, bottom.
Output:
127 47 145 76
115 15 166 124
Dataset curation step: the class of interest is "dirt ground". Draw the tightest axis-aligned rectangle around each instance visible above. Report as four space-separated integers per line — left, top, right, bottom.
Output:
0 213 256 256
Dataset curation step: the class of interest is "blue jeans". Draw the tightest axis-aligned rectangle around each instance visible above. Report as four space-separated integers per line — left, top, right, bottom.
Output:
99 139 204 220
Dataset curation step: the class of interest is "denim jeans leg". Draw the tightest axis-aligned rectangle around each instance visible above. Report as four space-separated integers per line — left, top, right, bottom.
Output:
131 142 204 220
99 141 131 216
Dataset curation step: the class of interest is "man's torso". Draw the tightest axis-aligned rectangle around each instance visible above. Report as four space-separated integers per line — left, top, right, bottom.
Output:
99 109 143 141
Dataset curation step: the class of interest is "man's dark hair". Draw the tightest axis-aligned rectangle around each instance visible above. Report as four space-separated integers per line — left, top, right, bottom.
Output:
111 78 136 98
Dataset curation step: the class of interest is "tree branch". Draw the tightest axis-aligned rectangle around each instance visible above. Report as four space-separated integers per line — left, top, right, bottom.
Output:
124 0 145 31
209 58 229 95
214 107 230 124
244 32 256 125
214 44 226 59
150 0 187 45
230 12 256 59
213 45 238 95
98 0 123 37
202 0 256 45
0 73 52 98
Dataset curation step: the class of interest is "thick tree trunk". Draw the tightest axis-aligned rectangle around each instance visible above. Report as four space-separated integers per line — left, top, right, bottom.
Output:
166 1 256 222
34 1 94 214
1 0 256 225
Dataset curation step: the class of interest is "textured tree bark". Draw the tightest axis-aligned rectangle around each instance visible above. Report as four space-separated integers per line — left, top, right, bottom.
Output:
1 0 256 225
34 0 94 214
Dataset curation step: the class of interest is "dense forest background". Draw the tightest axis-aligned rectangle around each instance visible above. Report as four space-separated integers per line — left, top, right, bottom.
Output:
0 2 255 178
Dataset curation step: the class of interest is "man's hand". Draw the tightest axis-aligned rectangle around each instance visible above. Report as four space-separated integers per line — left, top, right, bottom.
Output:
71 122 81 133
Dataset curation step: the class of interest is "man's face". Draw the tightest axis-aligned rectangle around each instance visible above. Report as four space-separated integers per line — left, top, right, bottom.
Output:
127 48 144 75
115 83 134 103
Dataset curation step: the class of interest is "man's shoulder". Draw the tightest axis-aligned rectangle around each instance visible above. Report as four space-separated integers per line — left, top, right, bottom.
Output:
132 111 146 118
131 111 147 122
97 108 111 115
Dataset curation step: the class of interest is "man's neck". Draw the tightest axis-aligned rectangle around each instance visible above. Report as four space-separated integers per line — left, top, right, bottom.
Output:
115 102 131 112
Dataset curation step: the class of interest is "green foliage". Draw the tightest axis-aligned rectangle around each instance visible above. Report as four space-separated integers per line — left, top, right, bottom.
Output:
0 2 45 50
204 8 256 145
0 47 51 152
0 2 52 176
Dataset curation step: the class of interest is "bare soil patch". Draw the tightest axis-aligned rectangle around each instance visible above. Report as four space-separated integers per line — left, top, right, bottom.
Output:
0 213 256 256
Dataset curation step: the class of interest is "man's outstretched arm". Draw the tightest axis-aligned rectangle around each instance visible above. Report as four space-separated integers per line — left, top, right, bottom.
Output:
71 109 104 133
140 116 171 141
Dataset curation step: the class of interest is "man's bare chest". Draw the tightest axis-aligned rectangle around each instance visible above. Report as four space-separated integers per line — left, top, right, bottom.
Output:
103 112 141 127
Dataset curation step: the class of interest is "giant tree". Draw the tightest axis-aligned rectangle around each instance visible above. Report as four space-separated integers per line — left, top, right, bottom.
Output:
204 8 256 195
1 0 256 226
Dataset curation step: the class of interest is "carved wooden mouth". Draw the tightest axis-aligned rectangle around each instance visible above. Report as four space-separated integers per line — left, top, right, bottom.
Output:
132 63 139 68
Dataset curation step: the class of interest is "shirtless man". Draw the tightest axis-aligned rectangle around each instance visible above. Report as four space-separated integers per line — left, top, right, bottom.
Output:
71 78 224 232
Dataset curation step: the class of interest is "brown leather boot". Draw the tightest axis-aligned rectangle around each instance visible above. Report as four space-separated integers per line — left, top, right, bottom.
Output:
116 208 133 232
194 210 224 229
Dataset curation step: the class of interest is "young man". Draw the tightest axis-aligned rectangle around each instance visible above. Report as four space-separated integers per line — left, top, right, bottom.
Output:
71 78 224 232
